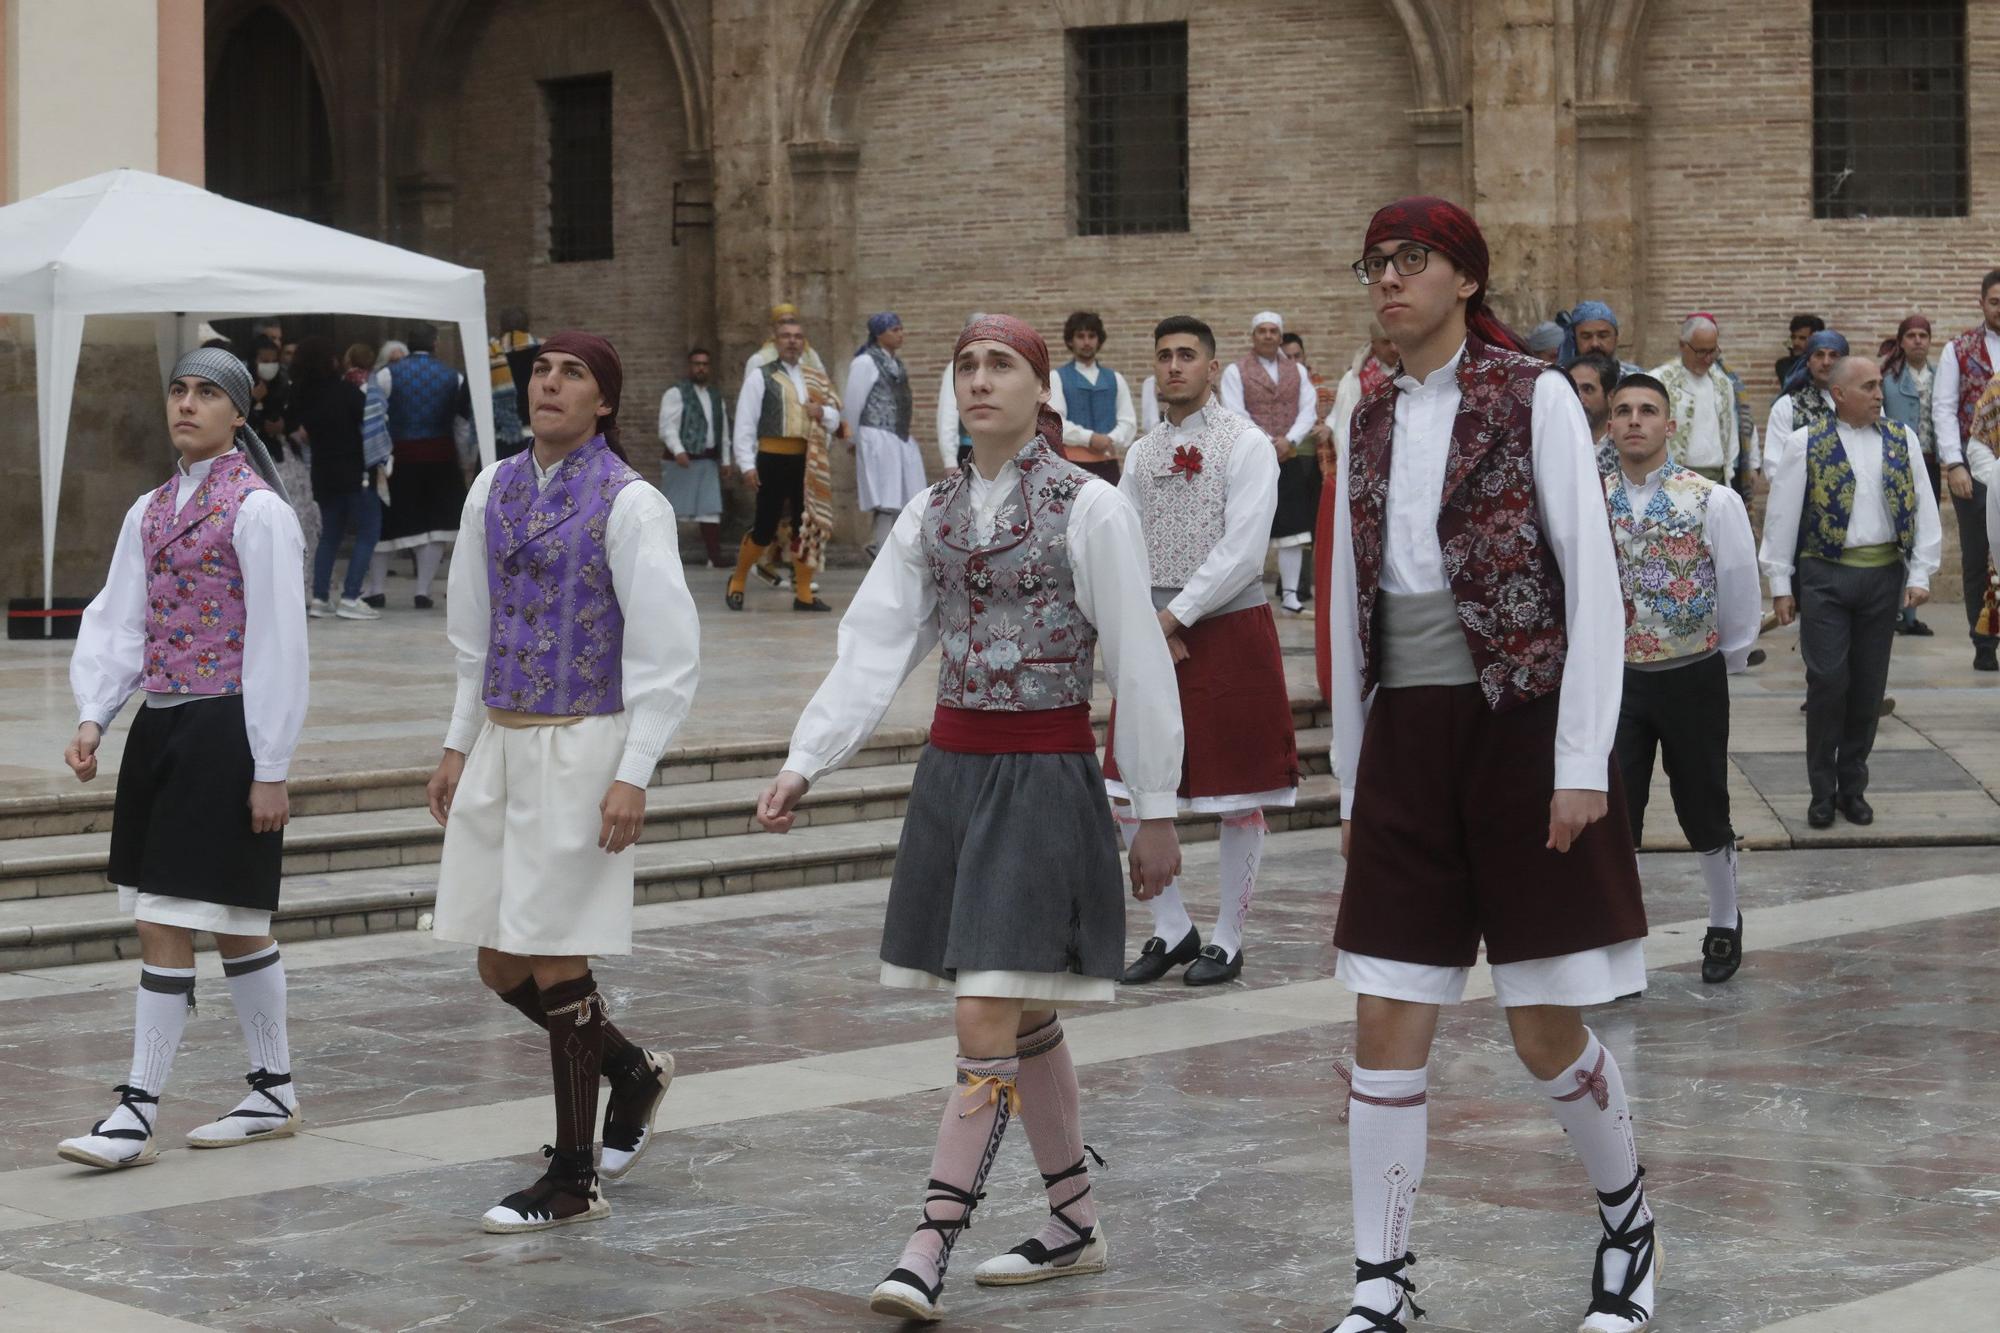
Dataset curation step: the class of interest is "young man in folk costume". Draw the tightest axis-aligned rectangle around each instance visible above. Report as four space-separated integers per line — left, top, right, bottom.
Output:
755 314 1184 1322
60 347 310 1170
1220 311 1320 613
1328 198 1657 1333
1932 269 2000 670
1056 310 1138 482
844 312 928 559
425 332 701 1233
657 346 731 568
728 315 842 612
1760 329 1846 479
1108 315 1297 988
1604 374 1761 983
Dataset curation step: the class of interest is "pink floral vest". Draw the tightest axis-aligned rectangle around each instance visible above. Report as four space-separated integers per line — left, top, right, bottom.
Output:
1347 336 1567 711
139 453 271 695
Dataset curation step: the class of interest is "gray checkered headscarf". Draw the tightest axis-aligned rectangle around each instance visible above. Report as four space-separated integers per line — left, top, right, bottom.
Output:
168 347 291 505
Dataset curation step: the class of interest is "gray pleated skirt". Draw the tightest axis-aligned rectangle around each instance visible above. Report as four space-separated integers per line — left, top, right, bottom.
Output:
881 747 1127 987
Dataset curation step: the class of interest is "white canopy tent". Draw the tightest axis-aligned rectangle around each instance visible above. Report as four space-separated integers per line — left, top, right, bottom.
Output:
0 169 493 621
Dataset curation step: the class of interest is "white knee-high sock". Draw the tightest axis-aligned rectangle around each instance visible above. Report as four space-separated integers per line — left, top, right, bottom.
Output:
413 542 445 600
1698 844 1739 928
1341 1063 1428 1326
365 551 387 597
1538 1029 1649 1290
1210 811 1265 957
1117 808 1191 944
1277 546 1304 595
870 510 897 549
111 965 195 1137
223 945 295 1108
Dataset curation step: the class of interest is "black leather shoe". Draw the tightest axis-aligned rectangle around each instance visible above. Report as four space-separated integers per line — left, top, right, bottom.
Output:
362 593 386 609
724 589 744 611
1183 943 1243 987
1976 643 1999 672
1806 798 1835 829
1745 648 1767 668
1120 927 1201 984
792 598 834 613
1878 695 1896 718
1837 793 1874 825
413 594 434 610
1701 913 1743 984
1904 619 1935 637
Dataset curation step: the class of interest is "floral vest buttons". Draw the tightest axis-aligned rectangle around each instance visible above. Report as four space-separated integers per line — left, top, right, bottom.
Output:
483 436 638 714
1605 461 1720 664
1347 335 1566 711
139 453 270 695
1123 405 1246 587
920 437 1098 711
1796 416 1918 563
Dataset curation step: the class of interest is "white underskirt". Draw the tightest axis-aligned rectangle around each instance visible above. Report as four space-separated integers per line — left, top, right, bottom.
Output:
1336 940 1647 1008
117 885 272 937
1271 532 1313 549
880 962 1116 1004
1103 780 1297 815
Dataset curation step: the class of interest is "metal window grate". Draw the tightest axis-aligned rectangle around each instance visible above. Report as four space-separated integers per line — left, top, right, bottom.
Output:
1812 0 1967 219
545 74 615 262
1073 24 1190 236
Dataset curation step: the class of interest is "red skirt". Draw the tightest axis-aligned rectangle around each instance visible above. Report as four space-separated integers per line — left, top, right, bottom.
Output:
1103 603 1298 800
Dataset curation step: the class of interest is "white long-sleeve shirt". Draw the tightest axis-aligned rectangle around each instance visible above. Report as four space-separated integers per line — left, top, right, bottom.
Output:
1609 464 1762 673
1057 363 1138 454
1932 327 1999 469
731 361 843 473
1139 376 1161 435
840 351 919 443
442 456 702 789
1759 417 1943 598
936 365 1069 470
1330 347 1624 819
658 384 722 458
1760 387 1833 475
1218 357 1317 444
782 460 1184 819
72 454 309 781
1121 405 1279 627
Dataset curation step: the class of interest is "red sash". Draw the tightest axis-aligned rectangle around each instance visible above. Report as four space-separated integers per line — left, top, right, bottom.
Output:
929 703 1094 755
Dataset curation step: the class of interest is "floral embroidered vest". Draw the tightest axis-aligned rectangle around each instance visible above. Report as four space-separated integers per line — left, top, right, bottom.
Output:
1796 416 1918 564
1605 461 1720 664
1657 362 1735 468
1951 327 1994 434
139 452 270 695
920 435 1099 711
1122 404 1245 587
1348 335 1566 711
483 436 639 714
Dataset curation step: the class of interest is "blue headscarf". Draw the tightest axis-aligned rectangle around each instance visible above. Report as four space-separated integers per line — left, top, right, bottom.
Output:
1783 329 1850 395
857 311 901 357
1556 300 1619 366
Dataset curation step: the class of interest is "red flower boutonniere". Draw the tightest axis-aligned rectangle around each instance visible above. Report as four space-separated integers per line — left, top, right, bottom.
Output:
1170 444 1204 480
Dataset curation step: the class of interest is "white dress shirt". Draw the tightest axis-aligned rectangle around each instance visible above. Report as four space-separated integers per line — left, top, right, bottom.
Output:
1121 404 1280 627
1759 417 1943 598
731 361 844 473
658 384 721 458
1217 356 1318 443
1139 375 1161 435
1761 388 1833 475
1057 362 1138 454
935 365 1069 470
1329 346 1624 818
72 453 309 781
1685 375 1724 470
443 456 702 789
1610 463 1763 672
1932 326 2000 469
782 455 1184 820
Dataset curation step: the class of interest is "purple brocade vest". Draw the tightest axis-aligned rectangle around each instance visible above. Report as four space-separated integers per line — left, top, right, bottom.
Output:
920 435 1100 711
140 452 269 695
482 436 640 715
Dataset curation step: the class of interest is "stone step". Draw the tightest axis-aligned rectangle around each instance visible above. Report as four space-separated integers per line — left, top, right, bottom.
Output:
0 775 1342 971
0 720 1332 901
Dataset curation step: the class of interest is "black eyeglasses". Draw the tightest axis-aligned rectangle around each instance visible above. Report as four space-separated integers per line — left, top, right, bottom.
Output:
1352 244 1431 286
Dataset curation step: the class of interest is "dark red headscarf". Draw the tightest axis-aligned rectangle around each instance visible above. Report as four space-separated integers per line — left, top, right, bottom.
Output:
537 329 626 457
953 314 1064 452
1880 313 1932 380
1362 196 1526 354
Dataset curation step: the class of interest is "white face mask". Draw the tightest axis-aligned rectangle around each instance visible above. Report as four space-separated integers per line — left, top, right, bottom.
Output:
257 362 281 382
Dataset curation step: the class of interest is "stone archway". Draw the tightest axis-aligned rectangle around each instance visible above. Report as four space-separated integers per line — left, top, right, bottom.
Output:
204 1 341 223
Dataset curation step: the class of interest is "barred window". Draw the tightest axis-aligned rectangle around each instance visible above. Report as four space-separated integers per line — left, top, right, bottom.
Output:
1812 0 1967 219
545 74 614 262
1071 24 1190 236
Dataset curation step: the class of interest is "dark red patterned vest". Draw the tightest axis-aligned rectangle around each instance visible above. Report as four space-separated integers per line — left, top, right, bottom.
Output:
1347 334 1566 711
1951 327 1994 435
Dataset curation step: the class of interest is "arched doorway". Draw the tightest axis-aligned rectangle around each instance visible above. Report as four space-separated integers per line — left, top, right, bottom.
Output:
205 4 336 224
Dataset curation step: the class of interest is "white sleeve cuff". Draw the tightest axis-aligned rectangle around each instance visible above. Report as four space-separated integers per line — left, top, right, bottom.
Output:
781 750 827 786
252 760 290 783
1769 575 1793 598
1553 754 1610 794
1128 792 1181 822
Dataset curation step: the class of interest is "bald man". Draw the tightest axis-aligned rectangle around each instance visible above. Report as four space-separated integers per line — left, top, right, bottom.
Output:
1761 356 1941 829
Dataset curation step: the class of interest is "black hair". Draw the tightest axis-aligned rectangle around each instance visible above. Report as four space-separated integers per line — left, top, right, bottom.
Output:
1281 332 1305 351
1790 313 1826 337
406 321 439 354
1611 371 1671 411
1568 349 1621 395
687 346 713 360
1983 269 2000 297
1153 314 1216 358
1064 310 1107 346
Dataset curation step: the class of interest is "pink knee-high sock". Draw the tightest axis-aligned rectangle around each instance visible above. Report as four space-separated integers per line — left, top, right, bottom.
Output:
892 1054 1019 1296
1013 1017 1100 1260
1538 1029 1650 1294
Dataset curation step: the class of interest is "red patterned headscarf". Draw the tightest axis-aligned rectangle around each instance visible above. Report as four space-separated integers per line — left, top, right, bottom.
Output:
537 329 626 457
1880 313 1932 381
1361 196 1526 354
952 314 1064 452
